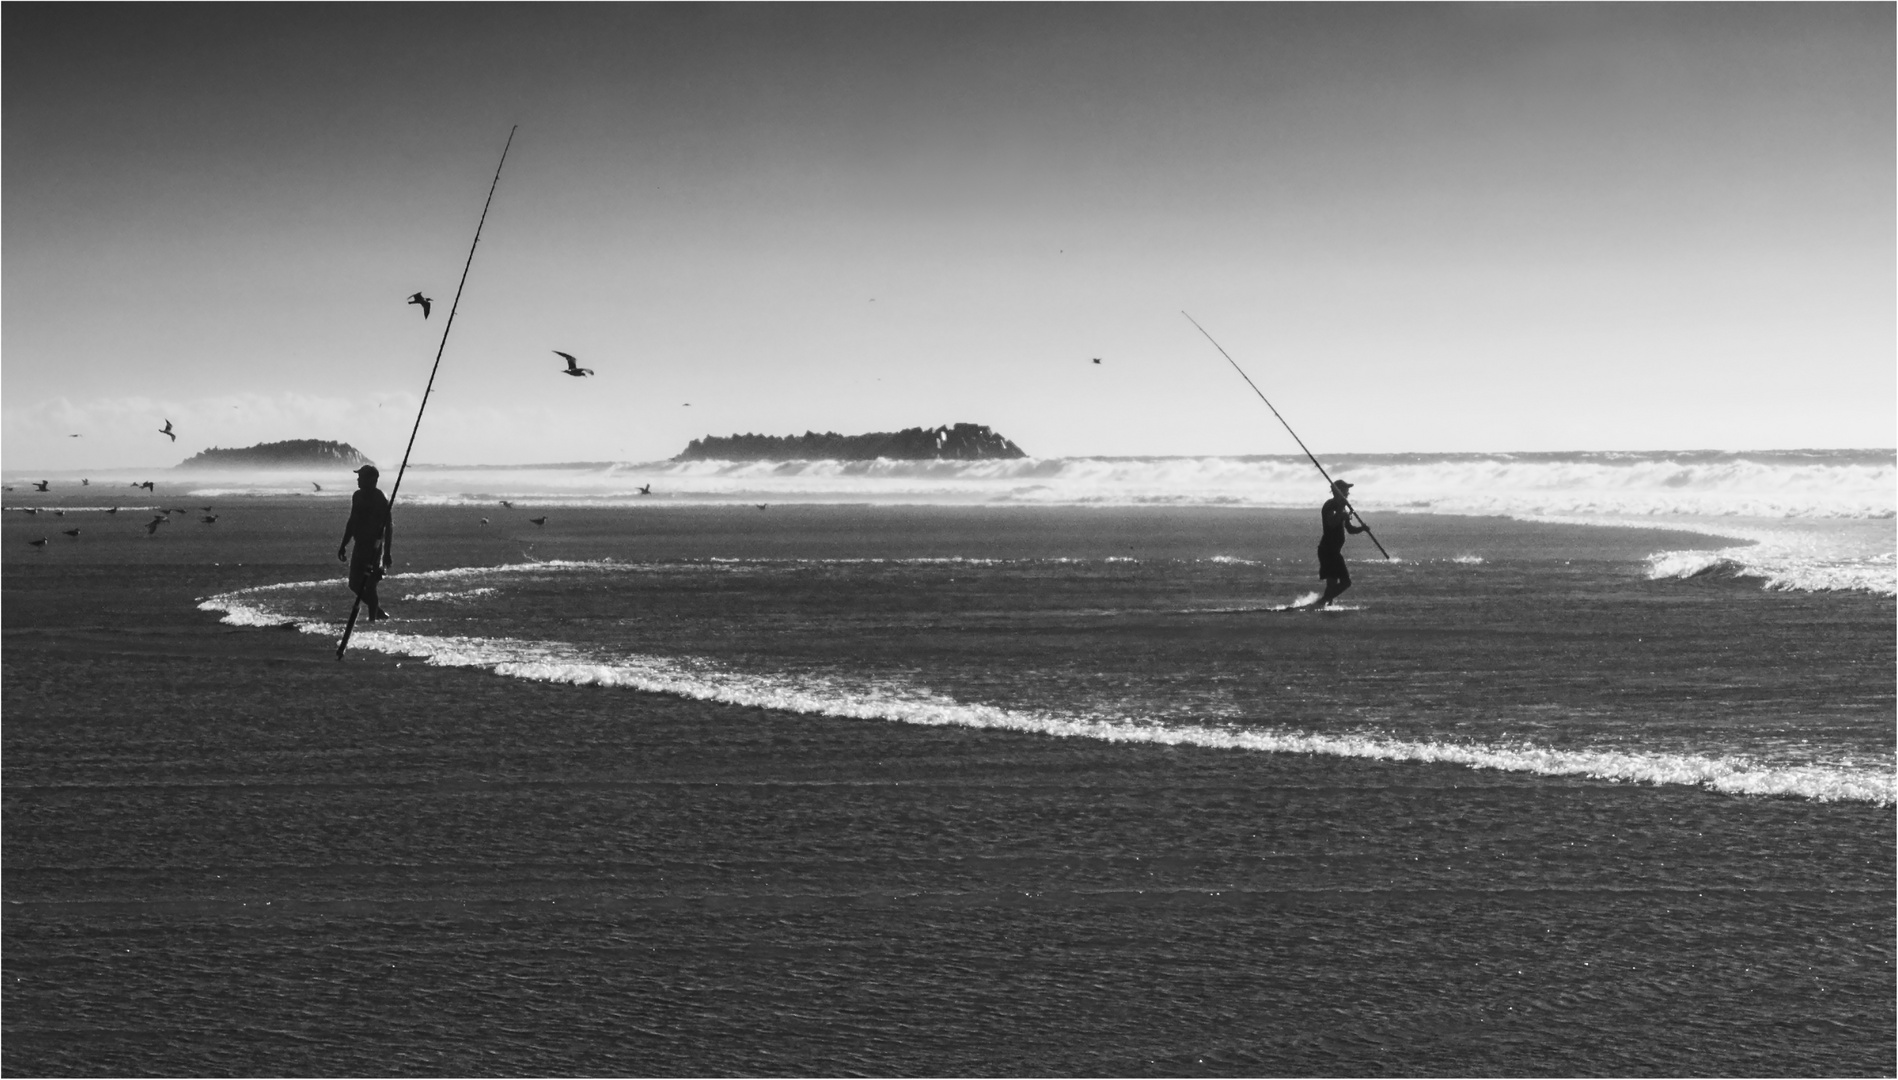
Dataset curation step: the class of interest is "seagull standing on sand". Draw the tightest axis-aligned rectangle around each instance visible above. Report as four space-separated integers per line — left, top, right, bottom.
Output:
530 516 547 527
28 537 47 548
201 515 218 524
554 351 594 377
407 292 432 318
63 528 80 538
159 419 176 442
107 507 119 515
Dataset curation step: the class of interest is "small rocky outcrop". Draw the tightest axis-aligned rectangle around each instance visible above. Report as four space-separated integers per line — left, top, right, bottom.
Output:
176 439 374 469
675 423 1027 462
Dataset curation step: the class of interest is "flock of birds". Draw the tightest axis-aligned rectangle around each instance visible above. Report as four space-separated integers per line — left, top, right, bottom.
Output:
15 480 222 547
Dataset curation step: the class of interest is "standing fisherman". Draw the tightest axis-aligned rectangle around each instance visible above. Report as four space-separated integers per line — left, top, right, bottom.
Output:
1314 478 1366 608
338 465 392 622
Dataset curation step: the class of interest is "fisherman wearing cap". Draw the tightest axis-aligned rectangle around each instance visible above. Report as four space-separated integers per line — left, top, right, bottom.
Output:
1313 478 1367 608
337 464 392 621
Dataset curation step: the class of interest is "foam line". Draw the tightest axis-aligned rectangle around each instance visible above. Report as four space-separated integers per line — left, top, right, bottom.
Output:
198 588 1895 806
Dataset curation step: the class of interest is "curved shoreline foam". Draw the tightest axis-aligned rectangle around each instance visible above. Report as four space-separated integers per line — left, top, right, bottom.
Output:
199 581 1897 807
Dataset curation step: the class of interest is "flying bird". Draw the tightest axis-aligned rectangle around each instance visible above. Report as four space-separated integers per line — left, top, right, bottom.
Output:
637 484 652 495
63 528 80 538
500 500 513 508
33 480 49 492
407 292 432 318
554 351 594 377
144 516 166 535
311 482 322 492
480 517 490 526
529 516 547 526
133 481 154 492
1092 358 1101 364
159 419 176 442
69 434 82 438
81 479 89 485
28 537 46 548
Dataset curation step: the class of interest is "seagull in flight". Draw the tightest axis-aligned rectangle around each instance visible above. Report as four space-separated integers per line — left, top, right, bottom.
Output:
1092 358 1101 364
133 481 154 492
637 484 652 495
144 516 167 535
32 480 48 492
159 419 176 442
554 351 594 377
311 482 322 492
407 292 432 318
500 500 513 508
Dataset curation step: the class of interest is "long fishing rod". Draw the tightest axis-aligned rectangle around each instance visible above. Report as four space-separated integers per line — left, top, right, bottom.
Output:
1181 310 1390 560
338 126 518 660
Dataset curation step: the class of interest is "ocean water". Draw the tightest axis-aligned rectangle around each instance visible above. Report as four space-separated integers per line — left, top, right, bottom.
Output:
5 451 1894 1074
180 449 1894 807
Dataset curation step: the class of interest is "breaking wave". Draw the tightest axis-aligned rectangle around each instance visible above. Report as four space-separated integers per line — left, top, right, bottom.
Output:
365 449 1897 519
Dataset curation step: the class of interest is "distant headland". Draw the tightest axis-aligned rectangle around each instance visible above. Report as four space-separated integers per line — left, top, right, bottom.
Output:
176 439 375 470
675 423 1027 462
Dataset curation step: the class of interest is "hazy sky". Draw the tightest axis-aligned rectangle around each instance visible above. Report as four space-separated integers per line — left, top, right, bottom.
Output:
5 4 1892 470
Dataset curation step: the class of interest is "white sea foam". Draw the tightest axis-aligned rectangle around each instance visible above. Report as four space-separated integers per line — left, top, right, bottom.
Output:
198 584 1894 806
400 587 498 602
367 450 1896 519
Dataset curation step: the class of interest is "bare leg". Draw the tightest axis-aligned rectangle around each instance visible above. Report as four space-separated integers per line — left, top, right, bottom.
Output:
1315 577 1349 607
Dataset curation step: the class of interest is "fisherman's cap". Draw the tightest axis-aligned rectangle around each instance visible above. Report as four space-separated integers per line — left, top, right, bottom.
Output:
1332 478 1353 491
354 464 380 477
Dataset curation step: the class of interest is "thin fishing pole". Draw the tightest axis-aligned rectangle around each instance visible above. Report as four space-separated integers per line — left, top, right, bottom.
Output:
1181 310 1390 560
389 124 517 505
339 126 517 659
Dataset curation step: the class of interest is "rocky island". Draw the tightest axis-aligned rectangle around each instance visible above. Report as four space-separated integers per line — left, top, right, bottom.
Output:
675 423 1027 462
176 439 375 470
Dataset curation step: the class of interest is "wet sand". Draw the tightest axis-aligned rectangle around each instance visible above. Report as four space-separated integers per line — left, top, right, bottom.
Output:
4 501 1893 1075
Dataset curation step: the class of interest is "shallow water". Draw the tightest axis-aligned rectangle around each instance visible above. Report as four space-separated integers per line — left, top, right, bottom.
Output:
5 500 1894 1075
214 506 1895 803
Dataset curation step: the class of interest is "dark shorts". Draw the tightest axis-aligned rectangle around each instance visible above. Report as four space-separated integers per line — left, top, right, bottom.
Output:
1317 544 1349 583
348 543 384 593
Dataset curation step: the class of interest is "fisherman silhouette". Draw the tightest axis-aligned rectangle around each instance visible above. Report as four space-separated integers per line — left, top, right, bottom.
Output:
1312 479 1367 608
337 465 392 621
